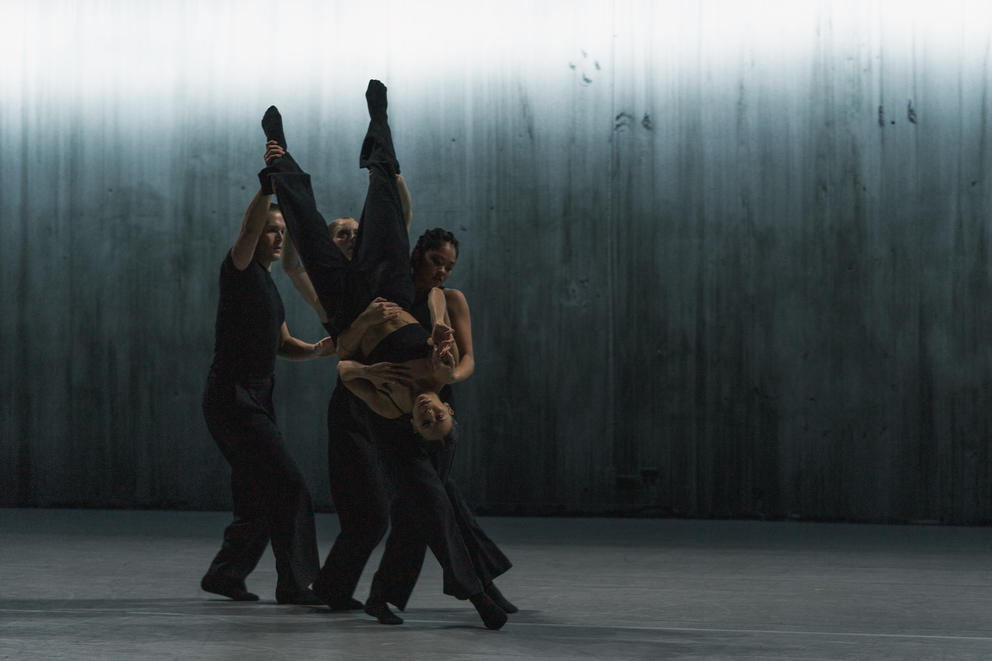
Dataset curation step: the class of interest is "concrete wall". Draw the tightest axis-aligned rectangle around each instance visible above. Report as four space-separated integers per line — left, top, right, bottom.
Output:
3 0 990 523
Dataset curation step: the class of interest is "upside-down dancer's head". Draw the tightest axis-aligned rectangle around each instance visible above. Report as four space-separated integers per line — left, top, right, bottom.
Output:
410 391 456 441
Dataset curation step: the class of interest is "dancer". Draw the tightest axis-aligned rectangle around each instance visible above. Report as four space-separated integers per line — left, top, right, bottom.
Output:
261 80 507 629
200 188 333 605
368 228 516 616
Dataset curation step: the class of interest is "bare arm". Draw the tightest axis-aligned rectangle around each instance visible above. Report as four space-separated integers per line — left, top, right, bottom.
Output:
281 235 328 323
396 174 412 229
335 297 404 359
337 360 409 418
427 288 460 381
444 288 475 382
335 322 367 360
230 188 272 270
277 322 335 361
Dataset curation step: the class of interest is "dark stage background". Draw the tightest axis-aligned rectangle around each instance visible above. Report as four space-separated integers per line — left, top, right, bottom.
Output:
2 0 991 523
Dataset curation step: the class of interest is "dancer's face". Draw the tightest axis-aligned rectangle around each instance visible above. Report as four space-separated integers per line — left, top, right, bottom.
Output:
255 210 286 265
329 217 359 260
410 392 454 440
413 242 457 292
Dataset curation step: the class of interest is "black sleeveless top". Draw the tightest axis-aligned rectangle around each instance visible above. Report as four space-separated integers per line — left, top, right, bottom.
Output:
408 288 433 330
208 252 285 382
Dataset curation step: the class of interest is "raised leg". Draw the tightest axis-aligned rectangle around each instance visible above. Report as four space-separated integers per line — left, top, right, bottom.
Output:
352 81 414 311
261 106 364 336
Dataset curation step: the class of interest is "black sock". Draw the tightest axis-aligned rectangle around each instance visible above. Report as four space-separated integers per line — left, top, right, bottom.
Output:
469 592 508 630
484 582 518 614
312 583 365 611
366 80 388 122
262 105 288 150
364 598 403 625
201 574 259 602
359 80 400 173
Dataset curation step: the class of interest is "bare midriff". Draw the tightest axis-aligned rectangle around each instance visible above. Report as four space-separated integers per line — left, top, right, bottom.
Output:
359 310 421 359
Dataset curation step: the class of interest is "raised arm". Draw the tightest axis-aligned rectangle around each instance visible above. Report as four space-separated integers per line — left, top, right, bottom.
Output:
277 322 336 361
396 174 412 229
427 288 460 381
230 188 273 270
281 234 329 323
443 288 475 382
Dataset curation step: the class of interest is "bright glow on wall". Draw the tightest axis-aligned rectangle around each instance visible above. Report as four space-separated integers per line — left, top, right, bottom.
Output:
0 1 988 108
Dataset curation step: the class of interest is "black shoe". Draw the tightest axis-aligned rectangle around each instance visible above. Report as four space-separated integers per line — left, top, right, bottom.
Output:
484 582 518 614
262 105 287 150
364 598 403 625
276 588 324 605
469 592 508 630
200 574 259 602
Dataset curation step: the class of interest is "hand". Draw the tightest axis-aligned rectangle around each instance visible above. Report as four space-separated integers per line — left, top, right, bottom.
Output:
431 322 454 351
431 343 456 374
264 140 285 164
312 337 336 358
361 297 403 326
430 325 456 380
362 362 412 389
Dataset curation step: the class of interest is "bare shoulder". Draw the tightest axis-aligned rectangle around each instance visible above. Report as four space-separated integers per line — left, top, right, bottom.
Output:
444 288 469 309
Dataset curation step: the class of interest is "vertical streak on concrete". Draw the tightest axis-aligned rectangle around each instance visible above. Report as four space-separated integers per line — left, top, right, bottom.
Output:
605 0 619 513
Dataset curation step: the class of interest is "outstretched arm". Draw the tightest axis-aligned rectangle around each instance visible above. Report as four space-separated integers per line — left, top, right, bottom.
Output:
277 322 336 360
281 234 328 323
230 188 272 270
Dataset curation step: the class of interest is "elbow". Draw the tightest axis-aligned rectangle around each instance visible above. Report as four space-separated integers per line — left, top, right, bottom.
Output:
458 356 475 381
276 340 295 359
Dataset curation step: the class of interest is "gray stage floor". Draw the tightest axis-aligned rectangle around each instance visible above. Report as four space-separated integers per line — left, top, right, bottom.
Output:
0 509 989 660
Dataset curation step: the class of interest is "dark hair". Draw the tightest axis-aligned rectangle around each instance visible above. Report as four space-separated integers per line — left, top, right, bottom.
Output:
442 418 459 447
411 228 459 271
269 202 281 213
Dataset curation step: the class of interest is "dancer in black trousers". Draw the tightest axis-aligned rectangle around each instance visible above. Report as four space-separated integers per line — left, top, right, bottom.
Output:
260 80 506 629
369 228 516 615
201 187 334 604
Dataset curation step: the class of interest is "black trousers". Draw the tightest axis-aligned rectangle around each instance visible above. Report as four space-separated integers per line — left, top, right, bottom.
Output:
367 415 484 604
311 380 390 603
379 448 512 609
373 390 511 609
269 116 411 336
201 376 319 597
